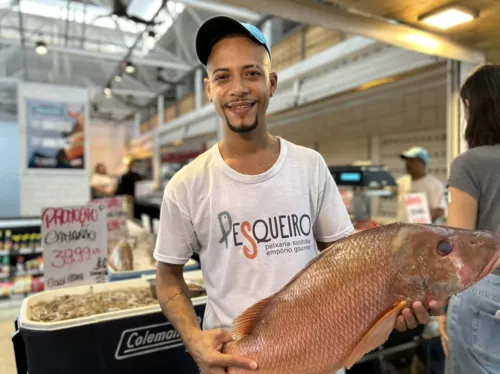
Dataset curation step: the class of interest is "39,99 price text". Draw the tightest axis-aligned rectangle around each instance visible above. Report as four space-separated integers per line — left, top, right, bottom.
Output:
51 247 101 268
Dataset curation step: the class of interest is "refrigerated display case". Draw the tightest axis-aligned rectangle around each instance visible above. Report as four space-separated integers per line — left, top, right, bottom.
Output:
0 217 44 309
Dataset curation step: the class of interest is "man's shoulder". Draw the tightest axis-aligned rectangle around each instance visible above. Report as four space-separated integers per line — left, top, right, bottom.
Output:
282 138 324 168
425 174 445 188
285 139 321 158
165 147 214 193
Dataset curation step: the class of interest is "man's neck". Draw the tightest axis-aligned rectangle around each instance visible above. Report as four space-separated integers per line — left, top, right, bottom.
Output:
411 172 426 181
220 129 277 159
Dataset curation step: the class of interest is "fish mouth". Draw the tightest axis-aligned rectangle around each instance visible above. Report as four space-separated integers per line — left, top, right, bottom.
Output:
477 249 500 281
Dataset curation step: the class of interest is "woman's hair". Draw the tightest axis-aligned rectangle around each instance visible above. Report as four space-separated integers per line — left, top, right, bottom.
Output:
94 162 105 174
460 64 500 148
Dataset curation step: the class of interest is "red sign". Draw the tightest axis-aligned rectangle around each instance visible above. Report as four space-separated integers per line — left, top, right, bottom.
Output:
89 196 128 241
42 204 108 290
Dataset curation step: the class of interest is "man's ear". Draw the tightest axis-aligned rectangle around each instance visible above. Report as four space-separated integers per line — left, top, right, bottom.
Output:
204 77 212 102
269 72 278 98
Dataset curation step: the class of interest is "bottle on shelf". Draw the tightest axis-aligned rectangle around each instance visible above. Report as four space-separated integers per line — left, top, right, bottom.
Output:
12 235 20 251
1 256 9 274
0 230 4 250
4 230 12 251
21 234 30 249
16 256 25 274
36 233 42 249
30 233 37 250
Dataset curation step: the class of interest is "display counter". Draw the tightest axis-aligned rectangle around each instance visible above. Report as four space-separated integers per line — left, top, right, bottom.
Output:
0 217 44 309
13 271 207 374
107 220 200 282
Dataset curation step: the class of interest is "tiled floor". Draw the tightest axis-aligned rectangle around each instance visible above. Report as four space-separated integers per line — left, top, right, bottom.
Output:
0 308 20 374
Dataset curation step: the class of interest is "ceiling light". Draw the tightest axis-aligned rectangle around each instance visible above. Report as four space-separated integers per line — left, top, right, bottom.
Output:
419 4 478 30
146 30 156 49
115 73 122 82
125 61 136 74
104 86 112 98
35 41 48 56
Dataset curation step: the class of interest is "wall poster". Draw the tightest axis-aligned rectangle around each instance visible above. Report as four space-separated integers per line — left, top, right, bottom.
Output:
26 99 86 169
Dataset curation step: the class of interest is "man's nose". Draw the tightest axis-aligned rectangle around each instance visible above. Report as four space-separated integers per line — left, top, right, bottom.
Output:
229 76 250 96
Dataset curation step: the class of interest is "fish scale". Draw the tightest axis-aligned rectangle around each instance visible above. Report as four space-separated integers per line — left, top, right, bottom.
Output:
222 223 500 374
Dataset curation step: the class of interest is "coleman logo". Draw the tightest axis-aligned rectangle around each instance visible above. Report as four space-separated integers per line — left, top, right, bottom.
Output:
115 318 201 360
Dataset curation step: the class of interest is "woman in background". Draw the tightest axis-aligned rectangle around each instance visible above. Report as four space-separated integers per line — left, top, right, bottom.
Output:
91 162 116 198
441 64 500 373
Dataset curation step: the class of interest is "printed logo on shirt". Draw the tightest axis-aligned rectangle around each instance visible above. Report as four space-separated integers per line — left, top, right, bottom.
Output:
217 211 313 260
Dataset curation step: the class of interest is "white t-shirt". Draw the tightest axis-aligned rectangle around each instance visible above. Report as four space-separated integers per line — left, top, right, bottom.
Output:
396 174 447 224
154 137 354 331
91 173 115 195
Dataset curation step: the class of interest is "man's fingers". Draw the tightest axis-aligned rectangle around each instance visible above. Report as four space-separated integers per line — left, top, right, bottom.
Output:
412 301 430 325
402 308 418 329
395 316 407 332
214 329 234 343
211 353 258 371
441 338 449 358
429 300 445 316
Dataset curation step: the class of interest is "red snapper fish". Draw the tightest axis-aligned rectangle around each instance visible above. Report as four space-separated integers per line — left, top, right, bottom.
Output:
223 223 500 373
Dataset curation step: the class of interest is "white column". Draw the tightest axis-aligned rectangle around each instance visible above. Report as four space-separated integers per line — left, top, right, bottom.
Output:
158 94 164 127
153 95 164 189
134 111 141 137
262 19 273 46
446 60 460 177
194 67 203 110
458 62 477 155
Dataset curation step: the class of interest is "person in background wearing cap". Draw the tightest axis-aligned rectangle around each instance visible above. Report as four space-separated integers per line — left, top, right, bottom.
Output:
397 146 447 224
153 16 445 374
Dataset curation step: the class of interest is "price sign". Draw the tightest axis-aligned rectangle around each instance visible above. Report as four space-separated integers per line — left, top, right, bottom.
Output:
404 193 432 224
89 196 128 241
41 204 108 289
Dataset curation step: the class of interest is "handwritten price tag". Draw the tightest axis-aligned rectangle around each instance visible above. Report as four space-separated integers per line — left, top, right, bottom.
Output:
89 196 128 241
41 204 108 290
404 193 432 224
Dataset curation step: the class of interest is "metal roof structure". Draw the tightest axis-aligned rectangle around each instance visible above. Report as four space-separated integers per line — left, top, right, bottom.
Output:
0 0 265 122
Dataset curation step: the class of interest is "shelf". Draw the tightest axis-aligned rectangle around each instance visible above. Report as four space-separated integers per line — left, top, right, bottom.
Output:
0 219 41 229
0 248 43 256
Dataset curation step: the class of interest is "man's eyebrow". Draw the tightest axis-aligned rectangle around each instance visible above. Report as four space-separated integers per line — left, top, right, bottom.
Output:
212 68 230 75
243 64 264 71
212 65 264 75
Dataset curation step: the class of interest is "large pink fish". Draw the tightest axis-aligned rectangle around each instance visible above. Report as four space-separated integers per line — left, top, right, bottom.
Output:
223 223 500 373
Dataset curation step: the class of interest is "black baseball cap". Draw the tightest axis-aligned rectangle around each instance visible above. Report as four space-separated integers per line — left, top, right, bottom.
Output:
195 16 272 66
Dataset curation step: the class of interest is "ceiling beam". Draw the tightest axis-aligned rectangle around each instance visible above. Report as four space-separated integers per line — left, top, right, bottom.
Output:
0 38 191 70
222 0 485 64
174 0 261 22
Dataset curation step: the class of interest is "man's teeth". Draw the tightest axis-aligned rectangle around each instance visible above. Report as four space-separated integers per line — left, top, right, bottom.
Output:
229 103 253 108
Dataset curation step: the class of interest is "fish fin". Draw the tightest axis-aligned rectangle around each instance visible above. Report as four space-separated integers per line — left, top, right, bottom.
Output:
231 295 273 340
344 300 407 369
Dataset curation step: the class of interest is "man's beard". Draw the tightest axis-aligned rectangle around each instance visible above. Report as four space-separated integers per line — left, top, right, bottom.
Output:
224 112 259 134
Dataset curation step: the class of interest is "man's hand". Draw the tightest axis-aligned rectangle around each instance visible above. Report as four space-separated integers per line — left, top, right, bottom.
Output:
395 300 446 332
188 328 258 373
437 315 449 357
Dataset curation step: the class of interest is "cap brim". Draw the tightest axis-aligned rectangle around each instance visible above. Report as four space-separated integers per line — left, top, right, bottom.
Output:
195 16 262 66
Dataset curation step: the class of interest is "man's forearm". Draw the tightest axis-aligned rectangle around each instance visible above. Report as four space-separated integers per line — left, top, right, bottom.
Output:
157 271 202 348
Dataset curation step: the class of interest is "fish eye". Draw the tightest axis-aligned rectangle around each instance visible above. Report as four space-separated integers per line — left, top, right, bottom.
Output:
437 240 453 256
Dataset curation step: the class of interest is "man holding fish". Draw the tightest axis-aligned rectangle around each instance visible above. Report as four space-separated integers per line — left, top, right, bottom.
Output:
154 16 450 373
